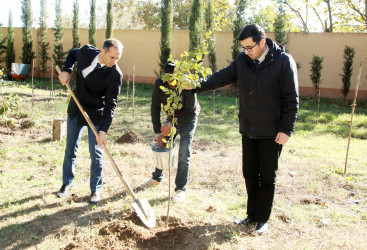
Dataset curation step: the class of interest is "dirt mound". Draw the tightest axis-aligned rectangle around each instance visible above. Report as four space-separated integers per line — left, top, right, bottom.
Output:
116 130 146 144
64 213 205 249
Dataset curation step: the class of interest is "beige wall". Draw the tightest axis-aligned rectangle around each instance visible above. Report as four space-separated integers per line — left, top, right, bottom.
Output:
2 28 367 99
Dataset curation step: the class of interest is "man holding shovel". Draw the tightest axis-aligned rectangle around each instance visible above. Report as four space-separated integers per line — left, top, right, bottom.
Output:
57 38 123 204
136 61 200 202
196 24 299 234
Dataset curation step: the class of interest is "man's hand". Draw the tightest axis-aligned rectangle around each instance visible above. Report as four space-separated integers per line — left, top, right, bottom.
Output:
156 134 166 149
275 132 290 145
97 131 107 147
161 123 171 137
58 71 71 86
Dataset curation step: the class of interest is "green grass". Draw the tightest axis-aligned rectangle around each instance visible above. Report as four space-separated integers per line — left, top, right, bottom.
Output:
0 78 366 249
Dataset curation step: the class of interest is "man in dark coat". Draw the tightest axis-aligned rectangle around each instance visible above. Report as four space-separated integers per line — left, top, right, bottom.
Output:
57 38 123 204
136 61 200 202
197 24 299 233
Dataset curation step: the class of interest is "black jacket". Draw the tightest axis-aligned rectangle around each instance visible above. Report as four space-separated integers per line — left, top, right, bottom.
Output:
198 38 299 138
151 76 200 133
62 45 123 133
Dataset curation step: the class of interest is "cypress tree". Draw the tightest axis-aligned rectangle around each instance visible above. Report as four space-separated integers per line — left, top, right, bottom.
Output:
106 0 114 39
189 0 204 51
72 0 80 48
5 11 15 69
274 3 288 47
232 0 246 60
53 0 66 67
21 0 35 65
158 0 173 75
39 0 50 78
89 0 96 46
0 23 6 65
340 46 355 105
205 0 216 72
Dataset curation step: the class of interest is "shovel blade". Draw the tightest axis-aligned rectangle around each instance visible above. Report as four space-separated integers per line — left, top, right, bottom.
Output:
132 198 156 228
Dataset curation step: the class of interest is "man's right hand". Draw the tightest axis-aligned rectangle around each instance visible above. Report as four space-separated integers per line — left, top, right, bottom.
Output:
58 71 71 86
156 135 166 149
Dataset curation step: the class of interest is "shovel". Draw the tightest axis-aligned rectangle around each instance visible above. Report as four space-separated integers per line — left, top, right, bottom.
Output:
55 65 156 228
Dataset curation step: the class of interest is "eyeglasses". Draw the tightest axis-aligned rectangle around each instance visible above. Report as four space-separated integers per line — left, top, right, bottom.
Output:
240 42 259 52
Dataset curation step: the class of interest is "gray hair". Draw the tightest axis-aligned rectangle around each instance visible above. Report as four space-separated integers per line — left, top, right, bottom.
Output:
102 38 123 53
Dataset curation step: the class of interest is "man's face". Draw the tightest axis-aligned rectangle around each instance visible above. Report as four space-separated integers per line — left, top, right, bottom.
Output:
240 38 265 60
100 46 121 67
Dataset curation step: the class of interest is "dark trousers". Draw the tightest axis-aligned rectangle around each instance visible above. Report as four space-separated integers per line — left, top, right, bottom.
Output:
242 135 283 222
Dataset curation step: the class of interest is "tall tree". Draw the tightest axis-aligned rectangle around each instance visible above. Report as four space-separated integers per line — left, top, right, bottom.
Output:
136 0 160 30
340 46 355 105
205 0 217 72
189 0 204 51
0 23 6 65
53 0 65 67
158 0 173 75
173 0 191 29
21 0 35 65
274 2 288 46
39 0 50 78
72 0 80 48
106 0 114 38
232 0 246 60
89 0 96 46
5 11 15 69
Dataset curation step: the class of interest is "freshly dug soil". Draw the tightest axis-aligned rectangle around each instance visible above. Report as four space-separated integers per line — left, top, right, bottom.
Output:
116 130 146 144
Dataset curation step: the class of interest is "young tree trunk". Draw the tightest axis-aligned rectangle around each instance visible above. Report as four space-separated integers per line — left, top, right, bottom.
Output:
166 112 175 227
344 58 364 175
126 70 130 108
132 65 135 118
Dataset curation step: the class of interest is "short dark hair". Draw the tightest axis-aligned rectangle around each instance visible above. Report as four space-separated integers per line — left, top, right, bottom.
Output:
164 60 176 74
238 24 266 43
102 38 123 53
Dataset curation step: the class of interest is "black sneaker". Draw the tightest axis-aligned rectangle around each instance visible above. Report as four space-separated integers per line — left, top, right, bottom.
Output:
255 221 268 234
235 217 255 225
56 184 73 198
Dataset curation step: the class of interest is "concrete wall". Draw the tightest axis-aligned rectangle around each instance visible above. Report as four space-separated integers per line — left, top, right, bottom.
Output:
2 27 367 99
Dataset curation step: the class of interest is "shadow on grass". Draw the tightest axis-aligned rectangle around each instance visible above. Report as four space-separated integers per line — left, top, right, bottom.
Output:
0 191 129 249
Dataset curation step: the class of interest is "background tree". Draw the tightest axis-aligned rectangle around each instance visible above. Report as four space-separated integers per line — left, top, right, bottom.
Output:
136 0 160 30
310 55 323 116
53 0 66 67
72 0 80 48
106 0 114 38
232 0 246 60
205 0 217 72
212 0 236 31
0 23 6 66
274 2 288 47
5 11 15 69
173 0 191 29
189 0 204 51
340 46 355 106
39 0 50 78
21 0 35 65
89 0 96 46
158 0 173 75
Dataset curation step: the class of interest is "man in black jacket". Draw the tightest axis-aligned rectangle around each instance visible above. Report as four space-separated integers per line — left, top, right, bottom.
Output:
136 61 200 202
197 24 299 233
56 38 123 204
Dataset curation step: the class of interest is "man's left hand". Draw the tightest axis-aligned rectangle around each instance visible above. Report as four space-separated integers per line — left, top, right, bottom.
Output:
275 132 289 145
97 131 107 147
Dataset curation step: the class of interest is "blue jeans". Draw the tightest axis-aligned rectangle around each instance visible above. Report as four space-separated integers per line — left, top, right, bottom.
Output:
62 114 103 192
152 118 198 192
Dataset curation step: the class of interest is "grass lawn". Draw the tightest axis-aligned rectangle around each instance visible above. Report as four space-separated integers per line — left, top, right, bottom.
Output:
0 79 366 249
